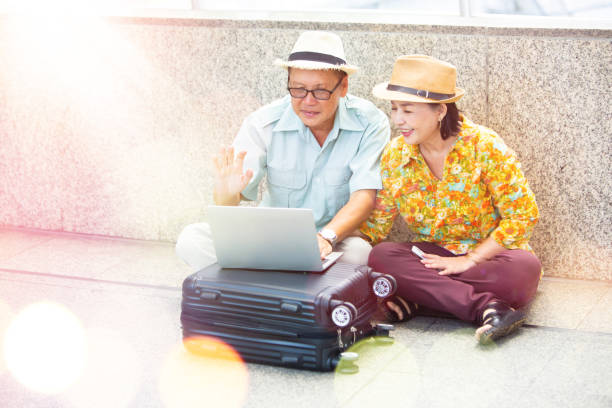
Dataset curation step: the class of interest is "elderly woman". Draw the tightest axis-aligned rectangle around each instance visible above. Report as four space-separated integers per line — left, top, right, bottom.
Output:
361 55 541 344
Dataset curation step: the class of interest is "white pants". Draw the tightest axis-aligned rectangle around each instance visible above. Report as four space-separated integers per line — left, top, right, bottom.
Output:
175 222 373 272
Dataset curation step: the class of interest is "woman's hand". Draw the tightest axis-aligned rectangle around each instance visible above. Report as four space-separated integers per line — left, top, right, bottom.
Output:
421 253 476 276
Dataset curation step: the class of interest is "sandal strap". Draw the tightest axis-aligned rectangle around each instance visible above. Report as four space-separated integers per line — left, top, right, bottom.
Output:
479 301 512 326
375 296 418 323
376 300 397 322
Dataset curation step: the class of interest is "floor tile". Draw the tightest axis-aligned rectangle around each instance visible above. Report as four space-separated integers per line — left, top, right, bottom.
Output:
244 365 339 408
340 370 422 408
526 278 609 329
0 273 181 408
94 242 191 288
524 330 612 408
0 229 53 261
3 270 612 408
577 287 612 334
0 235 132 278
2 227 612 408
0 234 188 287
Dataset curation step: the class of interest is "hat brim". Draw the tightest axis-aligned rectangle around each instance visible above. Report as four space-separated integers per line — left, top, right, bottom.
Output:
274 58 358 76
372 82 464 103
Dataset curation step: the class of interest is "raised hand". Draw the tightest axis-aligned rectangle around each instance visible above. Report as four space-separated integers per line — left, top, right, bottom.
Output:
212 146 253 206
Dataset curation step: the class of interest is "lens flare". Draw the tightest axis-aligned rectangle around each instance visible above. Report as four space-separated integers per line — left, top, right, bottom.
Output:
3 301 86 394
159 336 249 408
334 336 420 406
0 300 15 375
64 328 142 408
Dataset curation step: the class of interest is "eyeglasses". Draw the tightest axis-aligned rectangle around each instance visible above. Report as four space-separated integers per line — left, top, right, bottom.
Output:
287 77 344 101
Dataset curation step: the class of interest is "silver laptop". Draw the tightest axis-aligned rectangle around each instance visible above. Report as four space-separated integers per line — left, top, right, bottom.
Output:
208 206 343 272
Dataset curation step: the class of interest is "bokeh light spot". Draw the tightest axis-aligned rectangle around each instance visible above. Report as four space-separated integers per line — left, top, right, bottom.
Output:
159 336 249 408
0 299 15 375
64 328 142 408
3 301 86 394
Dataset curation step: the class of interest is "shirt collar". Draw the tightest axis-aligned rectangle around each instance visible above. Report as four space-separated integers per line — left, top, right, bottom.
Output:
336 97 365 132
399 114 469 167
273 96 303 133
399 137 421 167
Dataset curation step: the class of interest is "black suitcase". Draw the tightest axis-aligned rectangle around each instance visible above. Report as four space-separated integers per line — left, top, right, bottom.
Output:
180 262 397 371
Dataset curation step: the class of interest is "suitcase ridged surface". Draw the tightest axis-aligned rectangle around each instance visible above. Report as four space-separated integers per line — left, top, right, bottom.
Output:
181 262 381 371
182 263 375 331
183 321 373 371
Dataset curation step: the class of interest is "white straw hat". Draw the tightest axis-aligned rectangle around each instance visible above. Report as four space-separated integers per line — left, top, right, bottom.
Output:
274 31 358 76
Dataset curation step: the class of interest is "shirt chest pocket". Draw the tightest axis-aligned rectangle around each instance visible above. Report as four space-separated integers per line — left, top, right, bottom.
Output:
267 166 307 207
323 168 352 218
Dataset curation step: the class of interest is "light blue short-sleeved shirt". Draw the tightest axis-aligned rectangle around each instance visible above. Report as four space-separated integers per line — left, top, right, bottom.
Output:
233 94 390 231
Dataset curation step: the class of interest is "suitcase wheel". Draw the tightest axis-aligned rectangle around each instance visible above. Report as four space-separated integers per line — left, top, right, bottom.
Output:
330 302 358 328
371 276 397 298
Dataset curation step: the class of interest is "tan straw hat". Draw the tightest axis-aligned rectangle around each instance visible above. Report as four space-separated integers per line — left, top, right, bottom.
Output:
373 55 464 103
274 31 358 76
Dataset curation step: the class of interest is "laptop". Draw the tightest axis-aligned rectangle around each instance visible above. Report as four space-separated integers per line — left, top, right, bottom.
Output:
207 205 343 272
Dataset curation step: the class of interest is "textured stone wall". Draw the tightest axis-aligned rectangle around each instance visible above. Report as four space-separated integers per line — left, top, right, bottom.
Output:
0 16 610 280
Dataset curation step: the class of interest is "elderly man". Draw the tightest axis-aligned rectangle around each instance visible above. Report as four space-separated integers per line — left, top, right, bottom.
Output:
176 30 390 271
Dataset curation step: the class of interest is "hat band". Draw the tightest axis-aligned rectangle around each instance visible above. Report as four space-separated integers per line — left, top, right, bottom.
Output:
387 84 454 101
288 51 346 66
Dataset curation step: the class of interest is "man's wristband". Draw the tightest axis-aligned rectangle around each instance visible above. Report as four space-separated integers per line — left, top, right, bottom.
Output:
318 228 337 245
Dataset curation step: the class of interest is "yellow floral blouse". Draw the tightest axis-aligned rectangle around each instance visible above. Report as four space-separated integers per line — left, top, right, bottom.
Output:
361 115 539 255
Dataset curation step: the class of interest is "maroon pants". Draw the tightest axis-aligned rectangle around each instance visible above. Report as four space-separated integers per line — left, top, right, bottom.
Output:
368 242 542 323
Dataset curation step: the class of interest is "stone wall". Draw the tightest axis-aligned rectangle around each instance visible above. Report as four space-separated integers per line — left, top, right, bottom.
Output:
0 15 610 279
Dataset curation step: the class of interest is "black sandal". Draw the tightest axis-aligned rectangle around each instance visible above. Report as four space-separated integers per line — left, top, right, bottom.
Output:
477 301 526 344
375 296 419 323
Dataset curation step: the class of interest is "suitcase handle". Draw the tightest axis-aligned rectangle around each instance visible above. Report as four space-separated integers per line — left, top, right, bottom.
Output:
199 291 220 301
280 302 302 313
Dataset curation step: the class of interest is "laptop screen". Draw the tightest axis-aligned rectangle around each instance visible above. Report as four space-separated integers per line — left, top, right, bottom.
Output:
207 206 341 272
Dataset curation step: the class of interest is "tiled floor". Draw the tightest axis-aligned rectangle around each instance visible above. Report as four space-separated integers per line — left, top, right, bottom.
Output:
1 227 611 408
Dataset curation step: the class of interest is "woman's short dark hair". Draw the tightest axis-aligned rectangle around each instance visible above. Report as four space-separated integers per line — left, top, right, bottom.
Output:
431 102 461 140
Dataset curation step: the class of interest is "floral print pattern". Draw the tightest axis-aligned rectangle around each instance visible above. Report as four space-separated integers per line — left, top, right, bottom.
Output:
361 115 539 254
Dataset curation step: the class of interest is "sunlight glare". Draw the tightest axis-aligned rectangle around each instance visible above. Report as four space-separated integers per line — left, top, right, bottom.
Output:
0 300 15 375
159 336 249 408
3 301 86 394
64 328 142 408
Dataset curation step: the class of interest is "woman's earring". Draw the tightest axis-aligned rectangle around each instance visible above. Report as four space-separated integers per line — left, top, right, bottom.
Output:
438 118 442 128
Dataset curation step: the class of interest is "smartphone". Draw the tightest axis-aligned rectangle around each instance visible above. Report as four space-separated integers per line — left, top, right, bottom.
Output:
411 245 426 260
